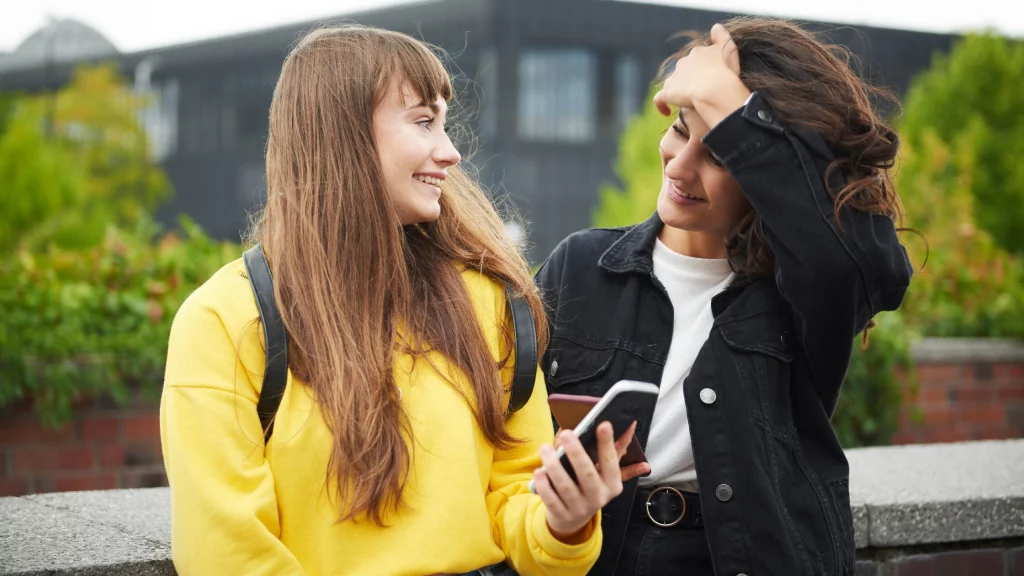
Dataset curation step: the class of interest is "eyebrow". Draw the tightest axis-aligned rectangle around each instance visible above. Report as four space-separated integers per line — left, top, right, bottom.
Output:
677 108 689 128
412 99 442 114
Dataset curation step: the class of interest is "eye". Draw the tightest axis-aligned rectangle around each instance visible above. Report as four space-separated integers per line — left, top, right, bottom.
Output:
417 117 435 129
671 123 689 139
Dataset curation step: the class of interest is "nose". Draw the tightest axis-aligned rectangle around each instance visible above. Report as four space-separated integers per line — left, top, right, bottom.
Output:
435 134 461 168
664 145 698 184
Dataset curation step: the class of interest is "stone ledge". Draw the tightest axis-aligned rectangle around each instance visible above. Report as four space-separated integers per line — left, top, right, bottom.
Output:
911 338 1024 364
848 439 1024 548
2 440 1022 574
0 489 173 575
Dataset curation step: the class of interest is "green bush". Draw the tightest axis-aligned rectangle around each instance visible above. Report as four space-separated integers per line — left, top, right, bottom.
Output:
900 33 1024 255
0 63 171 252
0 217 240 426
894 130 1024 340
0 63 237 427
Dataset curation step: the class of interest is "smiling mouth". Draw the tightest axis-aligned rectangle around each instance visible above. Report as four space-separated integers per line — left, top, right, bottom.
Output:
670 184 706 202
414 175 444 187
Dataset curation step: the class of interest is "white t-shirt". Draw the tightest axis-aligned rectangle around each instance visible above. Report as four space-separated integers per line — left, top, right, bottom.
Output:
638 238 735 489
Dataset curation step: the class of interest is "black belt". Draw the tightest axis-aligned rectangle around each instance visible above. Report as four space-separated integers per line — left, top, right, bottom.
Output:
632 486 703 529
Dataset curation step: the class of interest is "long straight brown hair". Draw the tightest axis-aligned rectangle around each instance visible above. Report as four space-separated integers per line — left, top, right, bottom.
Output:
248 25 547 525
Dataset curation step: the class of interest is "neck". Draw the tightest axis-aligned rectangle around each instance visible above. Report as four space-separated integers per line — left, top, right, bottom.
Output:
657 225 727 259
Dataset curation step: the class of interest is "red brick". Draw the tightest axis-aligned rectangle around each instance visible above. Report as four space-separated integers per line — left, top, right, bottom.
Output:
123 415 160 440
918 387 950 405
916 364 962 385
893 555 934 576
948 387 994 403
997 387 1024 402
891 431 924 445
119 468 168 489
98 445 126 468
123 443 163 467
993 363 1024 380
969 363 996 382
967 422 1012 441
0 477 29 497
925 427 970 444
53 473 117 492
963 406 1005 424
80 417 121 442
13 446 95 474
1007 407 1024 432
1008 547 1024 576
0 417 76 445
920 408 957 426
933 549 1004 576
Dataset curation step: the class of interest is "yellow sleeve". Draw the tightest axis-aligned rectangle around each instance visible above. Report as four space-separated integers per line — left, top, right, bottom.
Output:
487 368 602 576
467 272 602 576
160 290 306 576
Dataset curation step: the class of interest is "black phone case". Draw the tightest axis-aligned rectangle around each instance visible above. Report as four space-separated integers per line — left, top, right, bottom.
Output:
559 389 658 483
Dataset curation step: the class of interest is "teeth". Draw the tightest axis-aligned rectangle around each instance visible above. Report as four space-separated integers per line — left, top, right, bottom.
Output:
414 175 443 187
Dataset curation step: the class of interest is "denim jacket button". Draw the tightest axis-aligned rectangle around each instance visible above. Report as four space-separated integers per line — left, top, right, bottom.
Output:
699 388 717 405
715 483 734 501
757 109 773 123
549 359 559 378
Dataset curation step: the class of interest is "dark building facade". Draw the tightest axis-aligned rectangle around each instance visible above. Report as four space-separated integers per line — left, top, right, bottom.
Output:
0 0 956 261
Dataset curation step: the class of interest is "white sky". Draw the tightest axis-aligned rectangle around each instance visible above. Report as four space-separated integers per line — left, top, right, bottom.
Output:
2 0 1022 54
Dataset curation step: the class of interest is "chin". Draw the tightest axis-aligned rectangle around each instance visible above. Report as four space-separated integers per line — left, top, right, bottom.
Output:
410 202 442 224
656 193 694 230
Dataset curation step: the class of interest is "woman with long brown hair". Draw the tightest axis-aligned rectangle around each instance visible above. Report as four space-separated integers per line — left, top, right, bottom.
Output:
160 25 633 576
534 18 912 575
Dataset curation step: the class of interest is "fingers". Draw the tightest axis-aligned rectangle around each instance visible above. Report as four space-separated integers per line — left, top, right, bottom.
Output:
614 421 638 458
595 422 623 488
710 23 741 75
532 468 568 519
561 429 606 496
653 90 672 116
621 462 652 483
710 23 731 46
539 442 586 511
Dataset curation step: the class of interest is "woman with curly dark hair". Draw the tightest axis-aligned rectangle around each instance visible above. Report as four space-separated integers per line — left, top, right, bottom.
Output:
534 18 912 575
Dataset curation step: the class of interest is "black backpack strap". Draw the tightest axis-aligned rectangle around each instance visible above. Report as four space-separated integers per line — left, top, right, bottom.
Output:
504 285 537 416
242 244 289 443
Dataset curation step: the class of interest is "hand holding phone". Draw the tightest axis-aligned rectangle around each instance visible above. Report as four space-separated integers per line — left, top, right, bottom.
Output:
530 380 658 493
533 419 628 541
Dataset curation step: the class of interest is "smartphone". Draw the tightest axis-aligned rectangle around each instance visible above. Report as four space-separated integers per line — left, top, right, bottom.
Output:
549 393 649 471
530 380 659 493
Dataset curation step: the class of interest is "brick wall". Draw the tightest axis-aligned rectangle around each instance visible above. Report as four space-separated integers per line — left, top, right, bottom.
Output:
856 544 1024 575
0 394 166 498
1 339 1021 498
894 339 1024 445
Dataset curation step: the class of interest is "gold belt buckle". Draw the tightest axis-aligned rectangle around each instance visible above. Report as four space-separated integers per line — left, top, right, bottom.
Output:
645 486 685 528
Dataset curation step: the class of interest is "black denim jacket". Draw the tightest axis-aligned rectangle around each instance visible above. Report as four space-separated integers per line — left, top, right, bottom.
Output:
534 92 912 576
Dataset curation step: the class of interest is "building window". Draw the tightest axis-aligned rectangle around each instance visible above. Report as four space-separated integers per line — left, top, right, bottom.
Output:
517 49 596 143
138 78 179 162
615 55 642 132
477 48 498 142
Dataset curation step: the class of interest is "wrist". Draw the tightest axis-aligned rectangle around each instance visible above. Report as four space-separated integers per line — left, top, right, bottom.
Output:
546 517 590 545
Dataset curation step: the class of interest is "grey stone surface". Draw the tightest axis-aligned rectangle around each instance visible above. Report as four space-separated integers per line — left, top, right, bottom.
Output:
852 501 870 549
3 441 1023 572
0 489 173 575
848 439 1024 547
911 337 1024 363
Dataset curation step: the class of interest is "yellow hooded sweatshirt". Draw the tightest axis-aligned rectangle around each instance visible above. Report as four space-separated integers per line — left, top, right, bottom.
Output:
160 258 601 576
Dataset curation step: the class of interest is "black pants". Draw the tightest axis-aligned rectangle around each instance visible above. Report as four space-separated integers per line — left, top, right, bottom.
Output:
613 514 716 576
